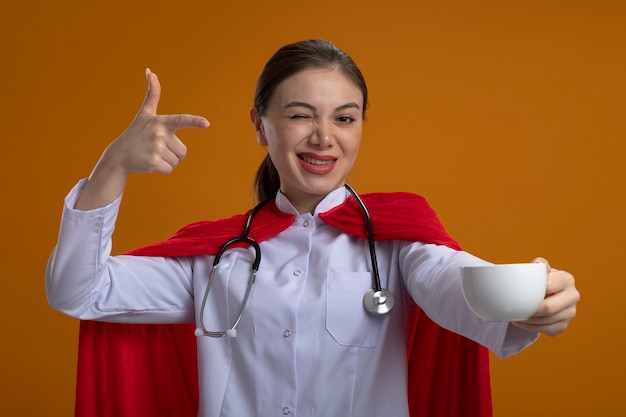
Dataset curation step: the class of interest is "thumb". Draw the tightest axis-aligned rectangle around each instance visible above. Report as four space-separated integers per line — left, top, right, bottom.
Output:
532 257 552 272
139 68 161 115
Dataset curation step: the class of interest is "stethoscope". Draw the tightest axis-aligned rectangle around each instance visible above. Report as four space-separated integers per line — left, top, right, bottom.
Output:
195 184 395 338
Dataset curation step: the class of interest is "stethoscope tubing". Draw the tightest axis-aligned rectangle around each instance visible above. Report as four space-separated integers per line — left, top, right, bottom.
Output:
195 184 394 338
196 199 270 338
343 183 382 293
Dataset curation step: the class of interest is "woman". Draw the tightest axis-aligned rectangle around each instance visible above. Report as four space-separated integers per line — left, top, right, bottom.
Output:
46 39 579 416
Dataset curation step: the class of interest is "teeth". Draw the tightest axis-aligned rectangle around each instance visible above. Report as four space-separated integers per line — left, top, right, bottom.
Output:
301 155 333 165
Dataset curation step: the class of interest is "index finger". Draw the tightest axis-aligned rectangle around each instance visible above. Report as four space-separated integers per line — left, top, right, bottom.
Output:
161 113 210 131
532 257 552 272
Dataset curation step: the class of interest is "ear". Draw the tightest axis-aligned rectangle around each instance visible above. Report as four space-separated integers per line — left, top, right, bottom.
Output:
249 107 267 146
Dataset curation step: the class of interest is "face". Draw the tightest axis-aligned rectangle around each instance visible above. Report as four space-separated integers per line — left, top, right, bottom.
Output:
250 68 364 213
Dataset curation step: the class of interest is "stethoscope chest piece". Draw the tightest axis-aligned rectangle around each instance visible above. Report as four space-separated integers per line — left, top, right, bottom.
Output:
363 288 395 315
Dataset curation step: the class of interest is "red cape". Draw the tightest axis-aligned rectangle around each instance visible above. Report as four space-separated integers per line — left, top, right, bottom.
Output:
76 192 492 417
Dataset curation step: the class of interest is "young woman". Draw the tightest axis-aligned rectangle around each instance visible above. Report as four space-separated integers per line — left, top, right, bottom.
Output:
46 39 579 417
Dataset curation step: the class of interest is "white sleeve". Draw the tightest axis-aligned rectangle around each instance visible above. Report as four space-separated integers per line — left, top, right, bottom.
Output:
45 179 195 324
399 242 539 359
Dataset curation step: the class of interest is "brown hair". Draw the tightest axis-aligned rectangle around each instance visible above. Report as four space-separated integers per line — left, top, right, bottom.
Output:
253 39 368 202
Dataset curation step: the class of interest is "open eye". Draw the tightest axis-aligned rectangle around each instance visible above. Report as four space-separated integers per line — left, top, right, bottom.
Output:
336 115 356 124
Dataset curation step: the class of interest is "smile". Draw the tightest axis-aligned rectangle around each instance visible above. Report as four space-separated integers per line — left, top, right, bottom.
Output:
298 154 336 166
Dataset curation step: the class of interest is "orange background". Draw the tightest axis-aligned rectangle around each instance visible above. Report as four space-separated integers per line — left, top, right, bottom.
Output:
2 0 625 415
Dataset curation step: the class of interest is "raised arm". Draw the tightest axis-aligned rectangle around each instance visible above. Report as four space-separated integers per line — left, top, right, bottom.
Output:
74 69 210 210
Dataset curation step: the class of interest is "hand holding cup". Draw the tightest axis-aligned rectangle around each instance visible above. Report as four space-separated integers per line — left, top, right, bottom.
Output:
462 258 579 337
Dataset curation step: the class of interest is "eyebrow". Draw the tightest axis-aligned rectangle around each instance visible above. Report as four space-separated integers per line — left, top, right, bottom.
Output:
284 101 361 112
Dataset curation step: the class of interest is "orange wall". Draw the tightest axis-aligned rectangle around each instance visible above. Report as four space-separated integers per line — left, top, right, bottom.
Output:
2 0 624 415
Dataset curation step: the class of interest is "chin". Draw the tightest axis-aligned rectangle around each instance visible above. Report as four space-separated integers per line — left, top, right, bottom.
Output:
308 179 345 193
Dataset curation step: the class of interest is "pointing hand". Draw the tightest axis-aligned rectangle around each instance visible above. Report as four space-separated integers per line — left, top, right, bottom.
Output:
103 68 210 175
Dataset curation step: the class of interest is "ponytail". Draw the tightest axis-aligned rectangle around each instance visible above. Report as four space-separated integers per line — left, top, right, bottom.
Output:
254 154 281 202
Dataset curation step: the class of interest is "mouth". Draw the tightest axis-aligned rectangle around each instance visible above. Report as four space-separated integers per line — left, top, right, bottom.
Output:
298 153 336 166
297 153 337 175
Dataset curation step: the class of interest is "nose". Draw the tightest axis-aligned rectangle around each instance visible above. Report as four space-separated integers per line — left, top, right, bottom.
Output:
310 119 333 147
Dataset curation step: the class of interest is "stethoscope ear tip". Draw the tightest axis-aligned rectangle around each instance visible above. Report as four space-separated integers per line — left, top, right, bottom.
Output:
194 328 205 337
225 328 237 338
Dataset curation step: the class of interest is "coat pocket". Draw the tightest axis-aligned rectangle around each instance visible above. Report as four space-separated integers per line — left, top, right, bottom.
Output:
326 272 385 348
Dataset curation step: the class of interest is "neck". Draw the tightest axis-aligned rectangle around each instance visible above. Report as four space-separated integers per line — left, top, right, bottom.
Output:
279 190 327 215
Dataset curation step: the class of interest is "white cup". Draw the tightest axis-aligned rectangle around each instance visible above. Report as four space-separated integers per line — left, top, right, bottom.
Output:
461 263 547 321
